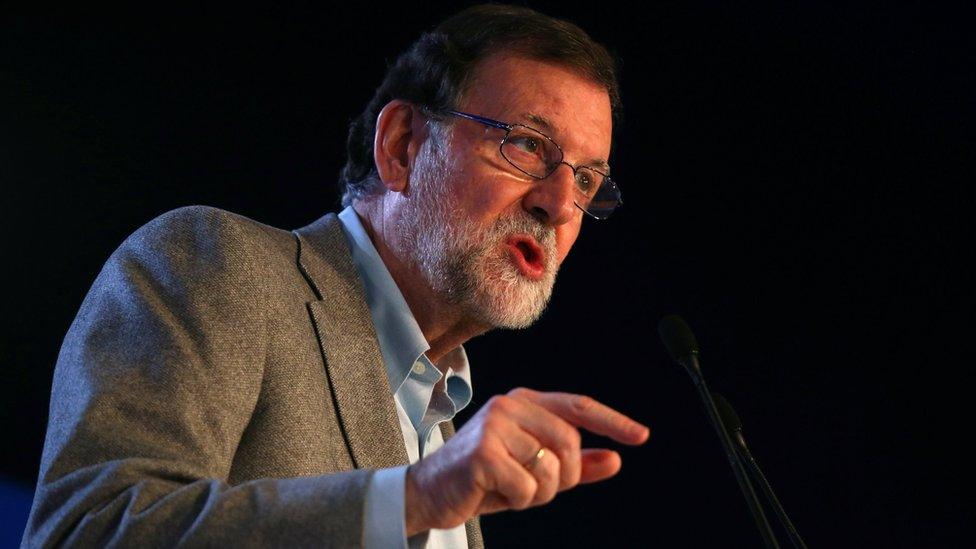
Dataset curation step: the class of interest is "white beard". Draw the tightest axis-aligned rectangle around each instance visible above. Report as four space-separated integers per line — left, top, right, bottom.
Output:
398 135 559 329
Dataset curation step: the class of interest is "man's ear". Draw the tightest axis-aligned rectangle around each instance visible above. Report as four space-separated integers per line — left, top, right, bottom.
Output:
373 100 428 193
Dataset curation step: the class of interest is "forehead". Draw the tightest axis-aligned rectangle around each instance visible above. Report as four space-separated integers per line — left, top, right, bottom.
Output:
460 53 613 161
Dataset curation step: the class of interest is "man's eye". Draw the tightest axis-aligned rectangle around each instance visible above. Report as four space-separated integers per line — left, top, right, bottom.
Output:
509 135 543 155
576 171 596 195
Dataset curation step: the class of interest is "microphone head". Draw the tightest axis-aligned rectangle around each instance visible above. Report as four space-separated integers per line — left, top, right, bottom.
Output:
657 314 700 362
712 392 743 433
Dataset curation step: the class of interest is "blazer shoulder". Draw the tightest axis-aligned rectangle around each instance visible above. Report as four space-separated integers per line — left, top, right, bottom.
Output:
89 205 309 311
114 206 300 276
132 205 295 254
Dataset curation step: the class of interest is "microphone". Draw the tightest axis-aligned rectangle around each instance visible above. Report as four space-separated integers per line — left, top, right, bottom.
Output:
713 393 808 549
657 315 779 548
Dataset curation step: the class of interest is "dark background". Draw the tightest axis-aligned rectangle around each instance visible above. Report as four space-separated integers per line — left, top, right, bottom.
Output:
3 2 973 547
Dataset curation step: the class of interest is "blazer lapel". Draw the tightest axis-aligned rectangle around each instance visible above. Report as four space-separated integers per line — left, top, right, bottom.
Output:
297 213 483 547
294 213 408 470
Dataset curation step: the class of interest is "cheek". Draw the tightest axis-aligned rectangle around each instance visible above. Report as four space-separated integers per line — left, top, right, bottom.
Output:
554 221 582 265
446 158 504 205
465 175 529 222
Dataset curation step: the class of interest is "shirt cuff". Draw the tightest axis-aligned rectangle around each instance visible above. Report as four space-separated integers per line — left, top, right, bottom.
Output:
363 465 410 549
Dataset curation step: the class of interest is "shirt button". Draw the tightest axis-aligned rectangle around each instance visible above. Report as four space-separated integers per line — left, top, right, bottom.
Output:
412 361 426 375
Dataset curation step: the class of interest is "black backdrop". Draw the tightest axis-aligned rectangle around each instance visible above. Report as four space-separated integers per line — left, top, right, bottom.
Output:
3 2 973 546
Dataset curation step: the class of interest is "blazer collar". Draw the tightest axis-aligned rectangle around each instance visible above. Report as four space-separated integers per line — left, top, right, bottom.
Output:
293 213 408 469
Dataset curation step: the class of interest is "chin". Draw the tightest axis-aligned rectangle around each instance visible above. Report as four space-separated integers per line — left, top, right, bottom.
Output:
464 261 556 330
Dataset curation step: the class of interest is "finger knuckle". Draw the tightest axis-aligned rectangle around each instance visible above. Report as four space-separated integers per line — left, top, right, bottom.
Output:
481 414 506 435
561 425 582 449
550 425 580 456
539 487 558 505
507 386 533 399
562 453 582 485
545 456 562 483
511 478 537 510
472 441 500 466
565 466 581 489
551 450 579 489
485 395 514 416
571 394 596 416
536 465 560 505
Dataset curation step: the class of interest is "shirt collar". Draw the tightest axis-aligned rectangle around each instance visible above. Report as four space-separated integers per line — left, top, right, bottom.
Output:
337 206 472 401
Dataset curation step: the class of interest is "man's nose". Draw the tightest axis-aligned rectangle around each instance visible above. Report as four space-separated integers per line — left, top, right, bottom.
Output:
523 163 577 226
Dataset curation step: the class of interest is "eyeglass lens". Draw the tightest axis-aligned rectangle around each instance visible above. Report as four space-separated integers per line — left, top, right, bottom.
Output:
500 125 619 219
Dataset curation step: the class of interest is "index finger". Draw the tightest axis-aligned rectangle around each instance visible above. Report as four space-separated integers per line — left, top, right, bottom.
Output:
508 388 650 445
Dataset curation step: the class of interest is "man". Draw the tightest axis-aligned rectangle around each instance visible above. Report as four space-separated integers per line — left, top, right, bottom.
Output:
23 5 649 547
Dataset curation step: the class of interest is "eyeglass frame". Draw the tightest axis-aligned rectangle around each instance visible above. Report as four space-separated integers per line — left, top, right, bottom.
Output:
429 109 622 220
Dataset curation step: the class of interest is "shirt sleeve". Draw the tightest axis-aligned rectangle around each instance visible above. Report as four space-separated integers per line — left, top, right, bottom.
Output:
363 465 411 549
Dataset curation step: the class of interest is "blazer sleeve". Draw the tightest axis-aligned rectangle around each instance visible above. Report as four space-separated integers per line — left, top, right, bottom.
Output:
22 207 371 548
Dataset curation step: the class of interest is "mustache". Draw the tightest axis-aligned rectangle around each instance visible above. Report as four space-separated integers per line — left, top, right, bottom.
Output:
490 212 556 256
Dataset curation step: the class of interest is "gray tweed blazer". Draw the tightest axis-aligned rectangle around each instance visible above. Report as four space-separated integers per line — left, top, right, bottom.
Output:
22 206 484 548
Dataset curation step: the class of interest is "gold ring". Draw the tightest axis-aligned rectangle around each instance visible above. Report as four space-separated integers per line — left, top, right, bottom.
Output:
524 447 546 471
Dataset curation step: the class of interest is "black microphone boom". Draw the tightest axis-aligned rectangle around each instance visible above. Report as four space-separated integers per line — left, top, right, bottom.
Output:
713 393 808 549
657 315 779 548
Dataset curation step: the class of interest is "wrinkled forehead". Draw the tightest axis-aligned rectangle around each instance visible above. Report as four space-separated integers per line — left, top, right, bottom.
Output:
460 53 613 159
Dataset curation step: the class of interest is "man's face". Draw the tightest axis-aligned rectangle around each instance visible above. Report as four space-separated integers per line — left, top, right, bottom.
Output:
400 53 614 329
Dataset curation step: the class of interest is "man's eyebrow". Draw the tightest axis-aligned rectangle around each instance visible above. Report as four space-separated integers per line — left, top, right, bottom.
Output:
522 112 611 174
587 159 611 174
523 112 556 133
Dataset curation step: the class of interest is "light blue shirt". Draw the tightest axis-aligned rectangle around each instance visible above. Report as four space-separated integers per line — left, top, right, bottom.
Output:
338 206 473 549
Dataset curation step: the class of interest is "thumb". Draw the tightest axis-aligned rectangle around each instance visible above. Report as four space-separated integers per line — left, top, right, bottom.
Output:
579 448 622 484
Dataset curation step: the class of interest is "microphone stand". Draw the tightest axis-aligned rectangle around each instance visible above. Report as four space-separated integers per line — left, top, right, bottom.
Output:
681 353 780 549
730 426 807 548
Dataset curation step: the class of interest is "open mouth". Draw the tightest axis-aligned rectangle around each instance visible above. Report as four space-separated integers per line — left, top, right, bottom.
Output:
505 235 546 280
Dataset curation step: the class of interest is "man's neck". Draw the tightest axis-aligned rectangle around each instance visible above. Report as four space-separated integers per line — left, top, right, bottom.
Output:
353 199 489 365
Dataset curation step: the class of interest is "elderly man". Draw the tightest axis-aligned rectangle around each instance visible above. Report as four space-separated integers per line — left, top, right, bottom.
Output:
23 5 648 548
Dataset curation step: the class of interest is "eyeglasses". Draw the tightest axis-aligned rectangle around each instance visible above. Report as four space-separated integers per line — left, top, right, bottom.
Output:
440 110 622 220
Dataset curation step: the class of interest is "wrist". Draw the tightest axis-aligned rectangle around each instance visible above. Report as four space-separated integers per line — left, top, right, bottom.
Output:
404 464 431 537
